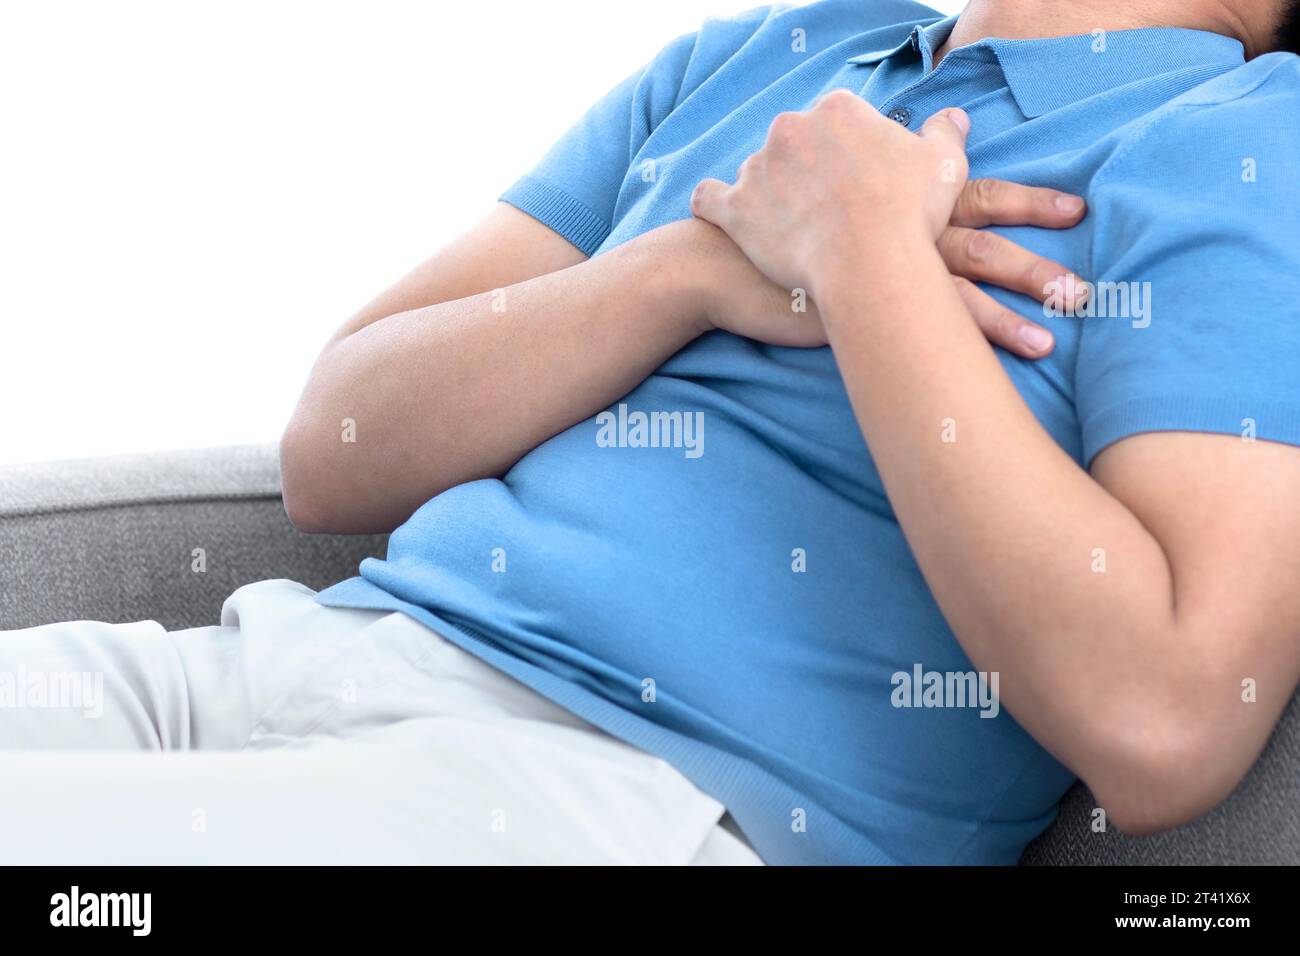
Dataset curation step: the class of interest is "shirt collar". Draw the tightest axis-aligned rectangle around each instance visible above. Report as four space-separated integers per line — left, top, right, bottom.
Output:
847 17 1246 118
846 16 954 73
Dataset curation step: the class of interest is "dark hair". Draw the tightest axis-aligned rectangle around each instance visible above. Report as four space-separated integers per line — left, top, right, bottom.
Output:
1276 0 1300 54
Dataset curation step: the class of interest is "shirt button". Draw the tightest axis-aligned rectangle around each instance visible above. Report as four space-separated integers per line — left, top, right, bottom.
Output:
888 107 912 126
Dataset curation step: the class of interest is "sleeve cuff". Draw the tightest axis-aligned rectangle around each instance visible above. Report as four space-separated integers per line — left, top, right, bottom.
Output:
499 175 611 257
1081 394 1300 467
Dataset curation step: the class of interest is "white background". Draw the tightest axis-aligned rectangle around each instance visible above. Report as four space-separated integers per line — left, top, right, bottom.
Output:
0 0 964 465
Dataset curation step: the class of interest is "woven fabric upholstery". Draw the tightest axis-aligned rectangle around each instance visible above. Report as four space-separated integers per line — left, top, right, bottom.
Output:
1 445 1296 864
0 445 386 631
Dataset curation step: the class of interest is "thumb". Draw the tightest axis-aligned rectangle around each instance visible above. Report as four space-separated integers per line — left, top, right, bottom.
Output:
919 108 970 149
690 178 731 227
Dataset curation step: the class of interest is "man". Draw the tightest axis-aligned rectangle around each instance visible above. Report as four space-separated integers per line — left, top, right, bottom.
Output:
4 0 1300 865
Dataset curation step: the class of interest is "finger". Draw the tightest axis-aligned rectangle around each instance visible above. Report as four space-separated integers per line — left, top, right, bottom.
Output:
938 226 1088 306
952 276 1055 358
918 107 970 148
951 178 1087 229
691 178 732 227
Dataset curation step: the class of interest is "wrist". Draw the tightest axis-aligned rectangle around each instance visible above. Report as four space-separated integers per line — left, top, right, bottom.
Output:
633 219 725 337
809 226 937 317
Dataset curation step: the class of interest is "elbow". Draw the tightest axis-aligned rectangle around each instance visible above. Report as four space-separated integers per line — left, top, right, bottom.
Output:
278 343 405 534
278 418 409 535
1095 776 1202 838
279 423 335 534
1087 708 1241 837
282 487 328 536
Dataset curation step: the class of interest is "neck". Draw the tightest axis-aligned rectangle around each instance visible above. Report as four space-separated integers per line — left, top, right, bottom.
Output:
936 0 1269 62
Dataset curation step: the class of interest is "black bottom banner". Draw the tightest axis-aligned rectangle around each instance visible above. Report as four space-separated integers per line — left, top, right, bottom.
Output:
0 864 1285 942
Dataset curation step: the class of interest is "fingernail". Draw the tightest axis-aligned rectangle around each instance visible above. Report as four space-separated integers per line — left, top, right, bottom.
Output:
948 109 970 134
1055 195 1085 216
1019 324 1053 353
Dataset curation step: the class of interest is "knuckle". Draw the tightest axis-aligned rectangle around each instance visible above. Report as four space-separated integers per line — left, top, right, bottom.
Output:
968 177 1004 210
819 89 857 109
1027 258 1061 293
937 227 965 262
963 229 999 264
768 111 801 144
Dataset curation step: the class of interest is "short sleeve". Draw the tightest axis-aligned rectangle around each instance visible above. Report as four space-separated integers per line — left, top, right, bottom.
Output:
497 31 703 256
1076 58 1300 468
498 5 794 255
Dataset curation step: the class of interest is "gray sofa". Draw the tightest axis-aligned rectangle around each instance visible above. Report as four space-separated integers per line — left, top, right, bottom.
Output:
2 444 1297 864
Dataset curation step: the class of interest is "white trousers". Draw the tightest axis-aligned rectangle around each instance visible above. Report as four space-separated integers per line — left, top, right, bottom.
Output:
0 579 760 865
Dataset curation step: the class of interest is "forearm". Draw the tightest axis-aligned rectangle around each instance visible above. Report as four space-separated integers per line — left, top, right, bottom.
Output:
815 238 1202 827
281 223 708 534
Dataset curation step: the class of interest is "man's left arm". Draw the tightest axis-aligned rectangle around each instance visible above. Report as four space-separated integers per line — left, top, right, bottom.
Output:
816 234 1300 834
692 88 1300 833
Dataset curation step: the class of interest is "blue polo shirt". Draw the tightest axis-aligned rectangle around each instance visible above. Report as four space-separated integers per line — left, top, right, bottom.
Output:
319 2 1300 864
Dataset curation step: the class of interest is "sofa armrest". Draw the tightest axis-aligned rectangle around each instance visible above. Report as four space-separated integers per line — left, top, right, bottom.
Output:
0 444 386 631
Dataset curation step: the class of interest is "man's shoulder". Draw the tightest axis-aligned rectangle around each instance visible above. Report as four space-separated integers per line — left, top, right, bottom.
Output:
1085 53 1300 276
1097 53 1300 189
1171 51 1300 110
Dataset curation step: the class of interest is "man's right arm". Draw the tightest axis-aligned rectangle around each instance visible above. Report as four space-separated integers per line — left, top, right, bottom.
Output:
282 179 1088 535
280 204 729 534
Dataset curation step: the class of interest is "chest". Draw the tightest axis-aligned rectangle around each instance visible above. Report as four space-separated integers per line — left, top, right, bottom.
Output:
600 65 1118 478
